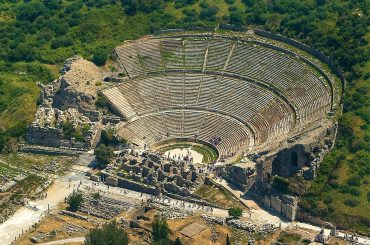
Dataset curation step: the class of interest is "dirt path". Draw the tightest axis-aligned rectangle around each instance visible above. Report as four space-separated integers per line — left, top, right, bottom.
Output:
38 237 85 245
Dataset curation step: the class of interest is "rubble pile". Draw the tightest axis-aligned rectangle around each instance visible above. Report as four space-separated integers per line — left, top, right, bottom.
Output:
78 193 136 219
26 56 103 151
159 210 189 220
148 199 193 218
226 219 276 235
63 222 88 235
227 219 258 232
59 210 89 221
201 214 225 225
210 223 219 242
44 160 59 172
26 107 100 150
0 173 27 192
30 231 57 243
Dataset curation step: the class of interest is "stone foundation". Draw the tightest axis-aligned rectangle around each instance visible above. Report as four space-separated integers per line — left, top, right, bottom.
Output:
253 181 298 221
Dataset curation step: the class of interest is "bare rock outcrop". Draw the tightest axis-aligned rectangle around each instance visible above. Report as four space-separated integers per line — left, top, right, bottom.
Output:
52 56 104 111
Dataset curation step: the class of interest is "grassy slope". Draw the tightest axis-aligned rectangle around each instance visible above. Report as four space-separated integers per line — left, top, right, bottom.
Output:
0 72 42 131
299 24 370 234
195 183 246 209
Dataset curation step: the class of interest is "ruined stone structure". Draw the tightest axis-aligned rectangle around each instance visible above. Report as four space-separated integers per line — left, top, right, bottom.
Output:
253 181 299 221
26 107 100 150
26 56 103 150
100 150 205 197
255 122 337 182
219 162 256 191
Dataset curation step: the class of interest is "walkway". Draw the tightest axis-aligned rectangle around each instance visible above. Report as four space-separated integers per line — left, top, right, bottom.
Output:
0 156 90 245
38 237 85 245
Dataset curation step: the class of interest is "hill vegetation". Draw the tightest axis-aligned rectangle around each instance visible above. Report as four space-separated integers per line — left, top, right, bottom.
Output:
0 0 368 234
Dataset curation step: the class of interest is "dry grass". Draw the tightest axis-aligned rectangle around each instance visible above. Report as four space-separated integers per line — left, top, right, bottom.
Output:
195 183 246 209
15 204 98 245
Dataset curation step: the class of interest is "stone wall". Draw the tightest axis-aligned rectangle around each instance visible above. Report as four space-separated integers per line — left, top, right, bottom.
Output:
256 123 336 181
19 144 83 155
253 181 298 221
220 162 255 191
101 172 159 195
26 107 101 150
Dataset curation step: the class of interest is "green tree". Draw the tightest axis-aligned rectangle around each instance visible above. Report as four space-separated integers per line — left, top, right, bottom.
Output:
226 233 231 245
85 221 129 245
96 92 110 109
228 207 242 218
62 121 76 140
93 192 101 200
68 192 83 211
16 2 49 22
95 144 114 168
174 237 182 245
92 48 108 66
100 128 126 147
272 176 290 194
152 215 172 245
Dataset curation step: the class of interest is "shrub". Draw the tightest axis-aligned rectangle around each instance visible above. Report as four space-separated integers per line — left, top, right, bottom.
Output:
93 192 101 200
200 6 219 20
349 188 361 197
94 144 114 168
152 215 172 244
329 179 339 188
277 231 302 244
100 128 125 147
92 48 108 66
347 176 362 186
174 237 183 245
62 121 75 139
50 37 74 49
85 221 129 245
272 176 290 194
67 192 83 211
199 1 209 8
343 199 359 207
16 2 49 22
228 207 243 218
225 0 236 4
339 185 351 194
95 92 109 109
323 195 333 204
327 204 335 213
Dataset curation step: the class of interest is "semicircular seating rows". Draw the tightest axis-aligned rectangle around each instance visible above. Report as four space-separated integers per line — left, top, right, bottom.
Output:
104 35 333 159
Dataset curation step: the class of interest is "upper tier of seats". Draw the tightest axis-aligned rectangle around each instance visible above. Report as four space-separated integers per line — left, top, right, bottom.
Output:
108 35 334 159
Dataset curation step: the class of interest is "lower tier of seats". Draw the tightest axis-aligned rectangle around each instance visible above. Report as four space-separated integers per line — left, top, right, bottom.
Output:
116 110 253 160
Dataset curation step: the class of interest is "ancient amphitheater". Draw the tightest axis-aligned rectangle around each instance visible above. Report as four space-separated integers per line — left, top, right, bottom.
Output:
102 33 340 162
18 30 345 231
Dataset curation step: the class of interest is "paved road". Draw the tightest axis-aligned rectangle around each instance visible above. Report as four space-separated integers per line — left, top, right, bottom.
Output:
0 155 90 245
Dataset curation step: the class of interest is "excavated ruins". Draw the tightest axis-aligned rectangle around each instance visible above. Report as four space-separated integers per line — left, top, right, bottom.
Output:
25 31 342 222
